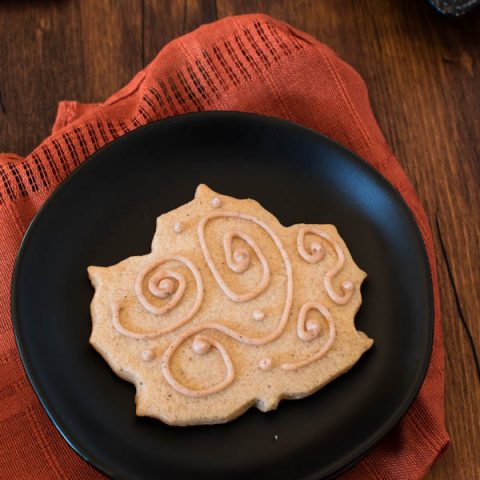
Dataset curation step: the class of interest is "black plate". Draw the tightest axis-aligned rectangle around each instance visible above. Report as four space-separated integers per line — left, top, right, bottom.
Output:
12 112 433 480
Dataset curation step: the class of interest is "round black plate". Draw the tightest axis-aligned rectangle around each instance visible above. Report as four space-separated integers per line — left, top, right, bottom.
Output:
12 112 433 480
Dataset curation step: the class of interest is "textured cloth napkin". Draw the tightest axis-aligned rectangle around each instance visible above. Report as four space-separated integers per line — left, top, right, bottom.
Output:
0 14 449 480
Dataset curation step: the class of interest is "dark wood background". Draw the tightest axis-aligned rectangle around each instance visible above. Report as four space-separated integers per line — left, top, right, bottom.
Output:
1 1 479 478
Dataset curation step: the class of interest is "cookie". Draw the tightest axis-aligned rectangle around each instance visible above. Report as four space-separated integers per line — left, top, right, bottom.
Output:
88 184 373 425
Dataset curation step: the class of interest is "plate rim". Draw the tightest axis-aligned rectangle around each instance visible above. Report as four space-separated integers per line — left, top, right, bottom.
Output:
11 111 434 480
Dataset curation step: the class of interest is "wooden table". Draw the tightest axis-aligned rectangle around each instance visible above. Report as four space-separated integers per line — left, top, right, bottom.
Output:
1 1 478 478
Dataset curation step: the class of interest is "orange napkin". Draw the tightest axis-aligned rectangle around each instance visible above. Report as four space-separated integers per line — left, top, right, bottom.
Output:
0 14 449 479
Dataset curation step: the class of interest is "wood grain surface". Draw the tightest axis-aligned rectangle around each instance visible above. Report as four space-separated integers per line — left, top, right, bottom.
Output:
0 0 479 478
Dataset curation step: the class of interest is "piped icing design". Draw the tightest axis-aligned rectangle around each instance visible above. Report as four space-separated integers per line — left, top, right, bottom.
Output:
161 328 235 397
112 255 203 339
97 187 367 406
297 227 354 305
281 302 335 371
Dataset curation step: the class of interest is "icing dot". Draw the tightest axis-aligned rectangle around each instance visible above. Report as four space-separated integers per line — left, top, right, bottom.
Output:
211 197 222 208
142 350 154 362
306 319 320 336
173 222 183 233
259 358 273 371
310 242 322 253
342 281 354 291
252 309 265 321
160 279 171 289
158 278 175 298
192 337 211 355
234 248 248 262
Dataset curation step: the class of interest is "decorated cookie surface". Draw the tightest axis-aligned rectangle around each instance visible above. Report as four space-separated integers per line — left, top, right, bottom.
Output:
88 184 373 426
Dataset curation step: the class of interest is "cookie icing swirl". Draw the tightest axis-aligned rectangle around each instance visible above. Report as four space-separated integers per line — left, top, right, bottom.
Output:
281 302 335 370
297 227 354 305
198 213 275 303
112 255 203 339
